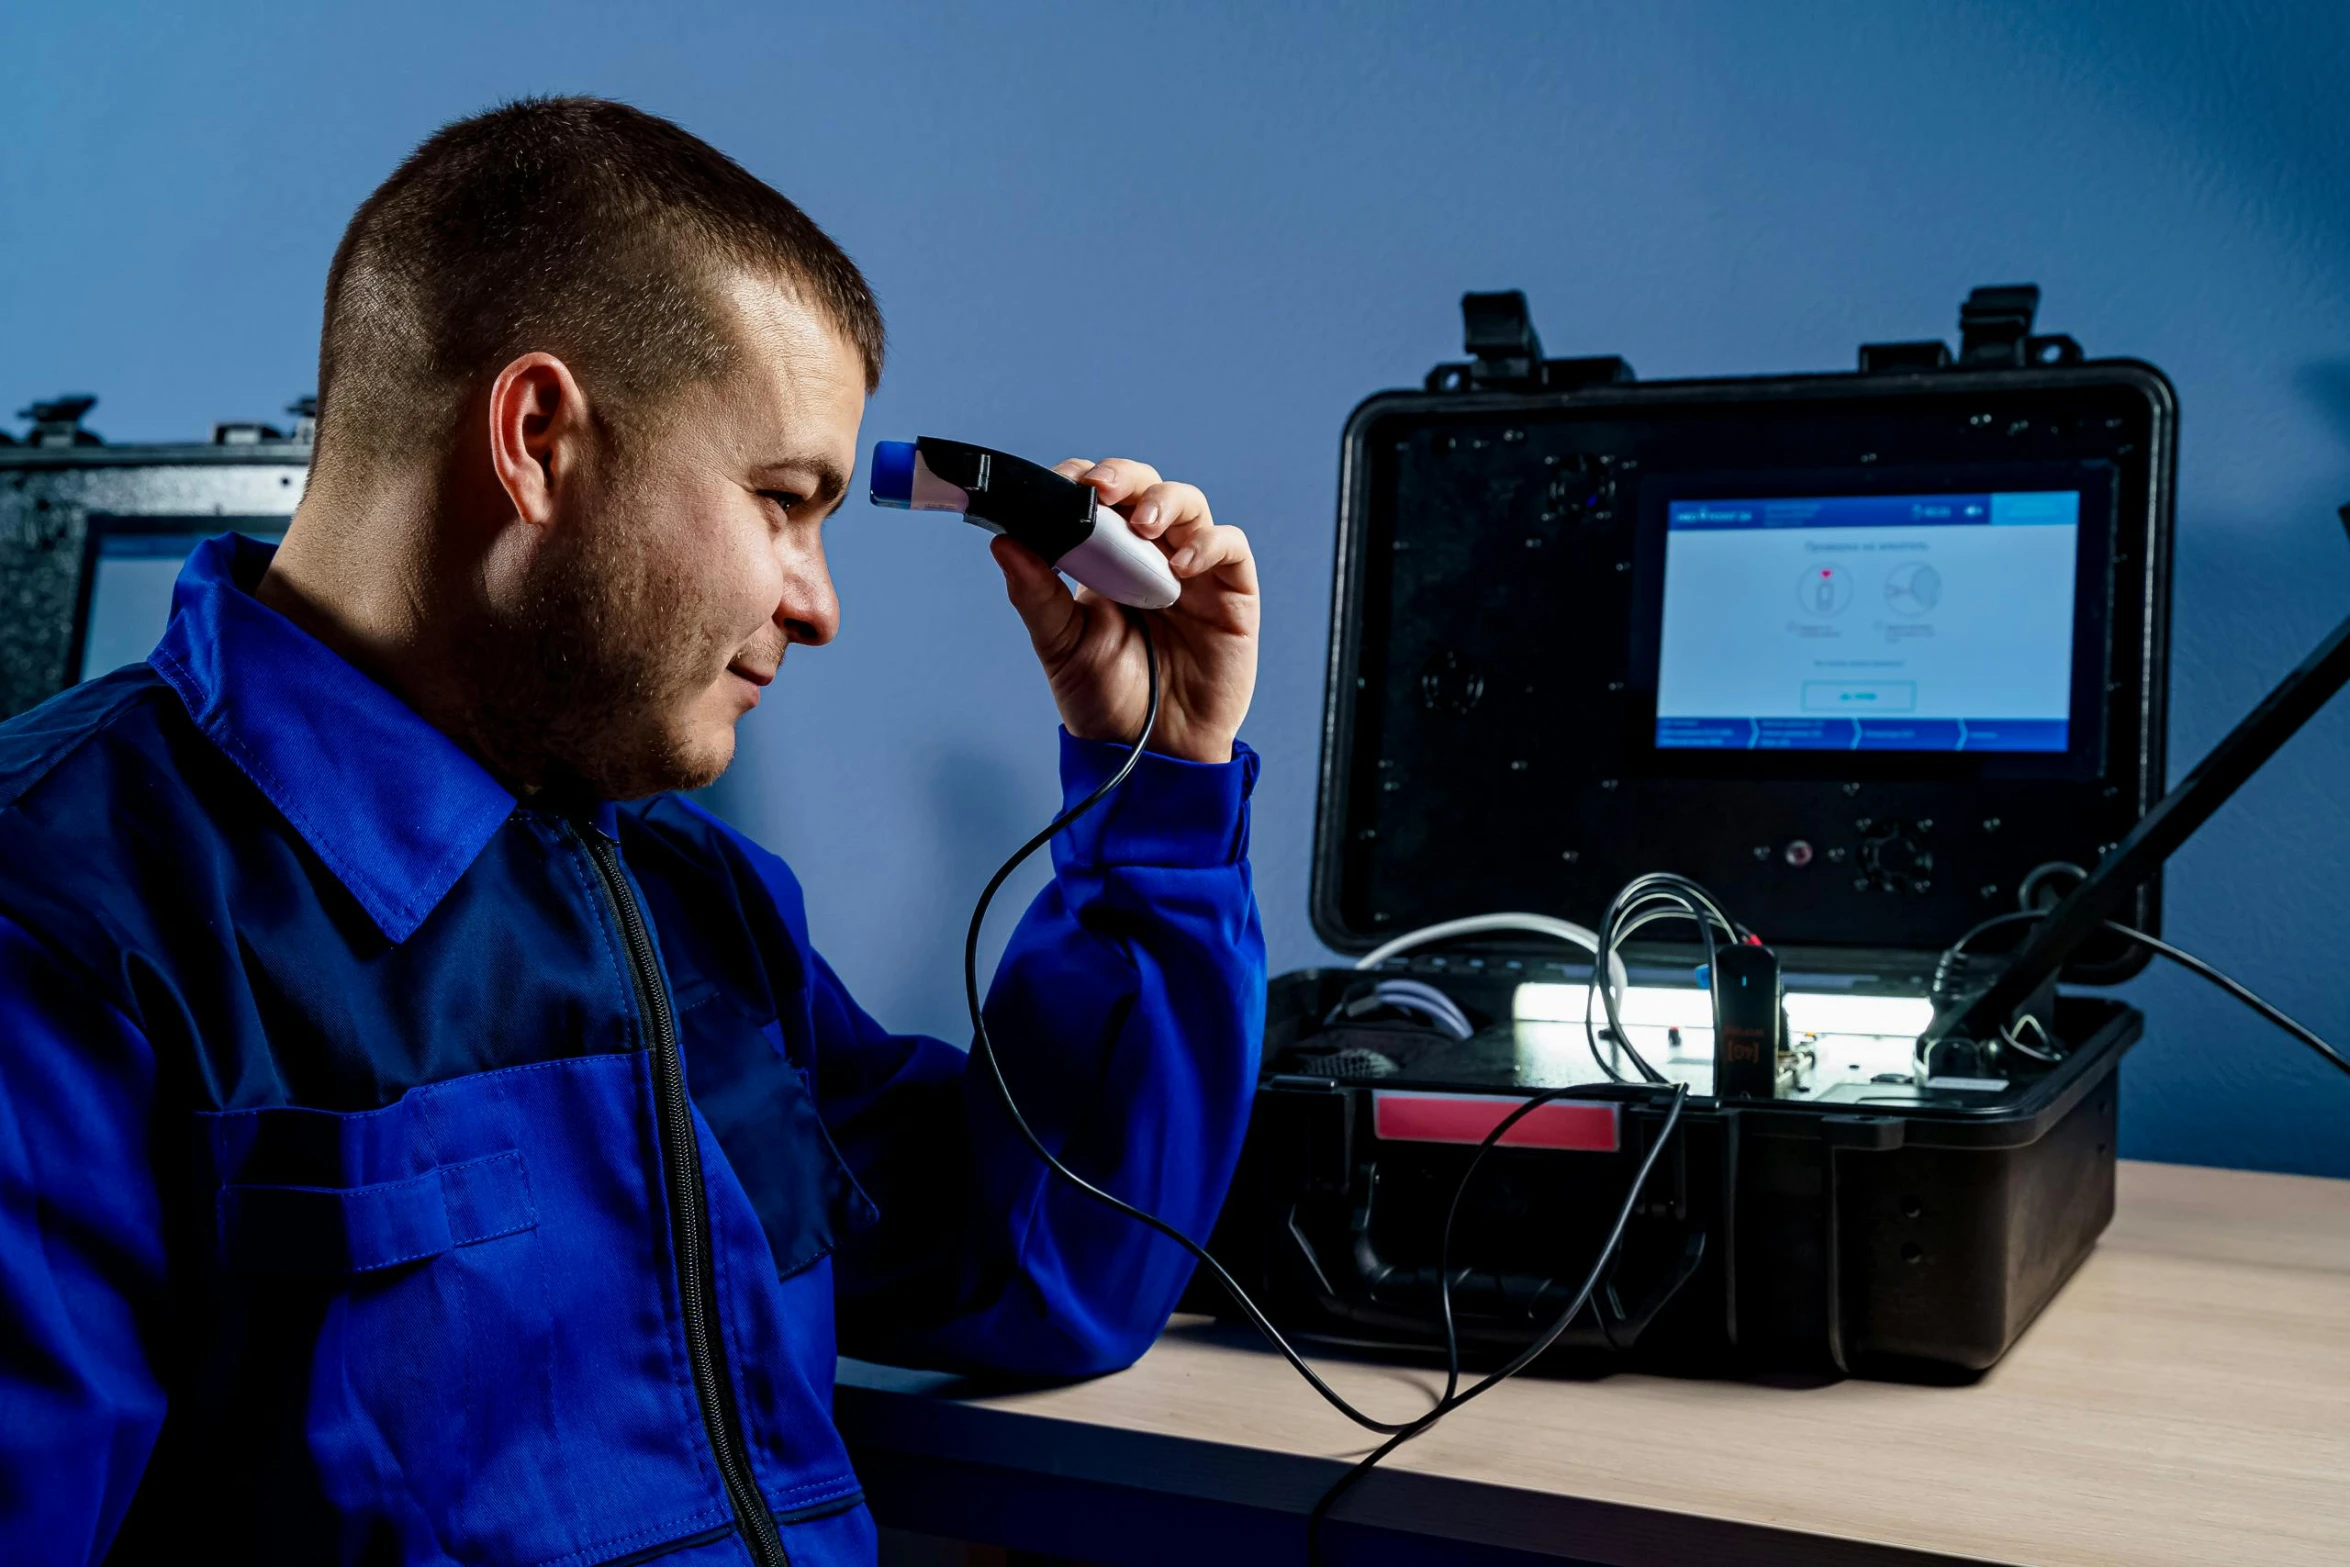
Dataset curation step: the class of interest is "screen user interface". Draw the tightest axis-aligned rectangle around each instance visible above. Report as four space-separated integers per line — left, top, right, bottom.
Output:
1653 490 2079 753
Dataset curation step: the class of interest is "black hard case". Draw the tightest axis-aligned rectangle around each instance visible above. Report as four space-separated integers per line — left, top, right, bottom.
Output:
1190 292 2174 1379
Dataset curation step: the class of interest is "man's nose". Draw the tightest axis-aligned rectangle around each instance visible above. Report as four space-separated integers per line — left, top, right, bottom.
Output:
777 532 840 647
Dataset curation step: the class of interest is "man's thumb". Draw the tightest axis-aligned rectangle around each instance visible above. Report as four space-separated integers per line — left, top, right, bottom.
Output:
991 536 1082 656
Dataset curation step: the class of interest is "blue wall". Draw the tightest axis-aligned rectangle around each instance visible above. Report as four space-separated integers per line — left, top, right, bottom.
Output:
6 1 2347 1175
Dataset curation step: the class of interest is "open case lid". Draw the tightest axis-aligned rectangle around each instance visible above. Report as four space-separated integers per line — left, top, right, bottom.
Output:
1310 287 2175 984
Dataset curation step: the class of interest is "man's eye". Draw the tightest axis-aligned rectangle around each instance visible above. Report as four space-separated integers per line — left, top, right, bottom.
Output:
759 490 806 516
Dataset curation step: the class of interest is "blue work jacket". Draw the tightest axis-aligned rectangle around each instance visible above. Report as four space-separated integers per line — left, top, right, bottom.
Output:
0 535 1266 1565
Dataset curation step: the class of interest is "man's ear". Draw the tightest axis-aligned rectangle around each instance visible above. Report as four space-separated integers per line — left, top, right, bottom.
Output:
486 352 594 530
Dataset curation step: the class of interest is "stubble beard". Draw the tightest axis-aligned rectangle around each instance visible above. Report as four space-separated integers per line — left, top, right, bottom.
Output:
458 509 739 801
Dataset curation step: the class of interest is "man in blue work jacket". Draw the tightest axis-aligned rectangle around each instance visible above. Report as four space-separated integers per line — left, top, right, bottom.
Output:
0 98 1265 1564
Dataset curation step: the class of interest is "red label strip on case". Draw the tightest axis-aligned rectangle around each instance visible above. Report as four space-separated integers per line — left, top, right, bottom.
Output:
1371 1092 1620 1152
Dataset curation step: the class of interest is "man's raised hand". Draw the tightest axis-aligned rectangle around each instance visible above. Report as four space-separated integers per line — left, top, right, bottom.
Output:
990 457 1259 764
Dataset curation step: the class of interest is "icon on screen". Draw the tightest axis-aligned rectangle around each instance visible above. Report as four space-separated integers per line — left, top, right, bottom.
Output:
1883 560 1943 617
1795 564 1854 617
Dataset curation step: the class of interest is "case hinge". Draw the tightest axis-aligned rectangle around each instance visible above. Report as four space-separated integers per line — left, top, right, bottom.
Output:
1859 283 2084 374
1426 291 1636 393
1857 339 1952 374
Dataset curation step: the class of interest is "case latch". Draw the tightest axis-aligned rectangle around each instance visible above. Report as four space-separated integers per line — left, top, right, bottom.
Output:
1428 291 1636 393
1959 284 2042 365
1447 292 1541 389
1860 283 2084 374
1464 290 1544 388
17 394 102 448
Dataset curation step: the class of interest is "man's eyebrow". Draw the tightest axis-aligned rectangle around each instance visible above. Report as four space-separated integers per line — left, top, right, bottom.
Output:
754 455 850 507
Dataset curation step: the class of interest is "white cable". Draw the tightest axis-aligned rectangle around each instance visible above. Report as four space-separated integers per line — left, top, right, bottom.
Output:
1355 912 1630 996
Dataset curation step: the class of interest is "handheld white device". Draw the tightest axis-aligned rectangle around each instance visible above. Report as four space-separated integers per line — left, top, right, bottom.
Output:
869 437 1182 609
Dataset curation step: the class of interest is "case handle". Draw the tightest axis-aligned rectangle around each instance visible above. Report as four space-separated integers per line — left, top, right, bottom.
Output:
1280 1167 1708 1355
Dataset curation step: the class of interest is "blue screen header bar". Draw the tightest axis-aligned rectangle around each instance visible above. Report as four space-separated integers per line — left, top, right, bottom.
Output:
1667 490 2080 532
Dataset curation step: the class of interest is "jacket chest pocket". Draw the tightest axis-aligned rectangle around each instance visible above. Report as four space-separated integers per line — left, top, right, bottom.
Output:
191 1054 738 1567
216 1148 537 1275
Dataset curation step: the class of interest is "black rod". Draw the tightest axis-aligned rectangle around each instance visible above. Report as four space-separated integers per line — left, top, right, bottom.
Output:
1921 605 2350 1050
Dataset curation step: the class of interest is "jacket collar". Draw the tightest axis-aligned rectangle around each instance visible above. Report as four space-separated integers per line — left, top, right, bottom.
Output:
149 534 521 943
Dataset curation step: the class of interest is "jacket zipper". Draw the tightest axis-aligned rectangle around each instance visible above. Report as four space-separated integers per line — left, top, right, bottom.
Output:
581 828 791 1567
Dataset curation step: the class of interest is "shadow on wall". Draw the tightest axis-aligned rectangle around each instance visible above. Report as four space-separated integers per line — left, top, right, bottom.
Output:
2296 359 2350 453
2167 356 2350 685
909 746 1047 1045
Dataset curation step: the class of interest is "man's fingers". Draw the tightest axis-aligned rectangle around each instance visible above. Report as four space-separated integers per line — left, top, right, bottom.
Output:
991 536 1084 662
1156 510 1225 564
1120 480 1209 540
1053 458 1097 481
1162 520 1257 589
1075 457 1163 507
1062 460 1212 556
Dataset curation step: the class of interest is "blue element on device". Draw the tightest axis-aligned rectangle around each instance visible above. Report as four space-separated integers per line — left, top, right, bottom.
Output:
1665 491 2081 531
869 439 917 507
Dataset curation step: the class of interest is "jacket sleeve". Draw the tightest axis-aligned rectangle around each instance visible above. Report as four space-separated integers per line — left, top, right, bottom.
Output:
808 731 1266 1377
0 913 168 1562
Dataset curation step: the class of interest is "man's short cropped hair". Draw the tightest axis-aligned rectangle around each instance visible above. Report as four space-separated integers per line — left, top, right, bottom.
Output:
315 96 884 471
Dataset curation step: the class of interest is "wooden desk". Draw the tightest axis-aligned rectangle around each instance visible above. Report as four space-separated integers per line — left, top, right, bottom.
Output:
837 1161 2350 1566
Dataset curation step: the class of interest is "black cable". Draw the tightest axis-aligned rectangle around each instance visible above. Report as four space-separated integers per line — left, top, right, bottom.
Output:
1305 1084 1690 1566
1941 910 2348 1078
2105 921 2350 1079
963 613 1698 1560
1583 900 1699 1081
1585 876 1742 1085
1587 892 1689 1082
1944 907 2046 955
961 612 1426 1437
